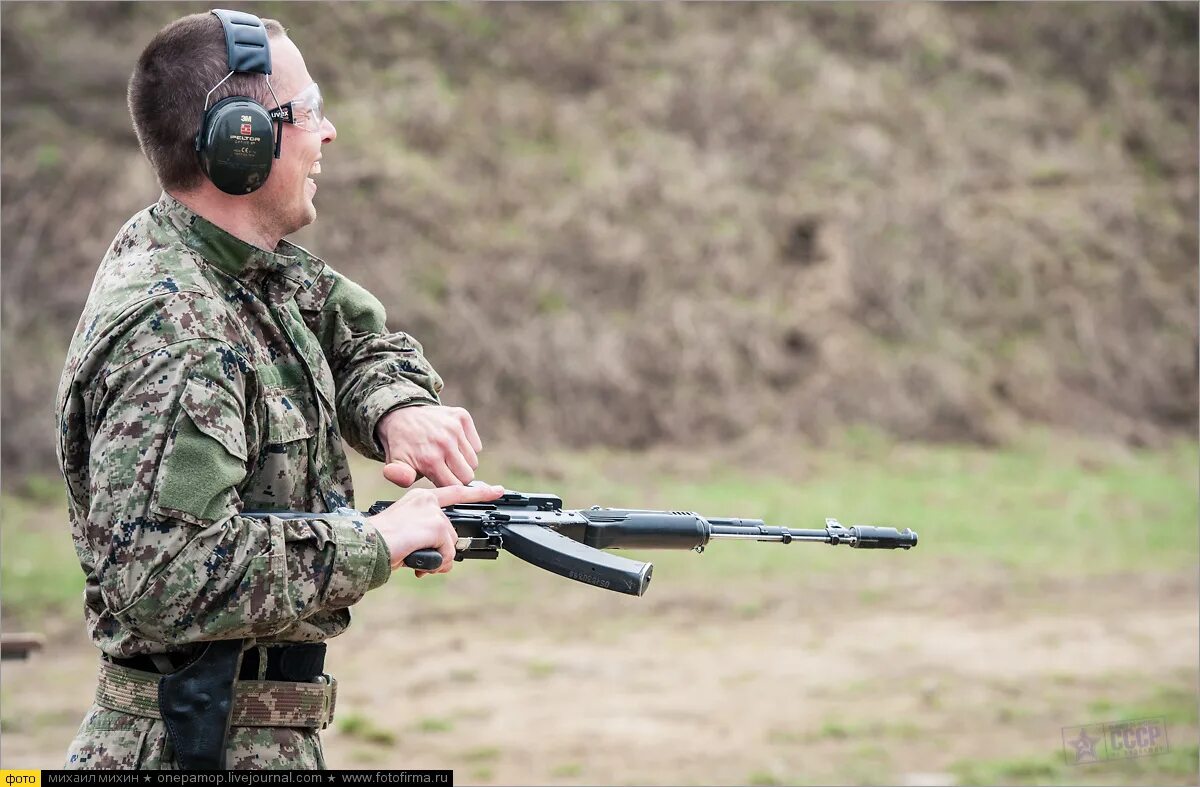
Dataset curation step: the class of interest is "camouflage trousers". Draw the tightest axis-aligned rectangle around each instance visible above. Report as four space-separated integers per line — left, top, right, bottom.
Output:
65 704 326 769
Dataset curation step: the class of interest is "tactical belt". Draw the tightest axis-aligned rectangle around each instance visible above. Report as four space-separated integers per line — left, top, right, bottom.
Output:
112 642 328 683
96 659 338 730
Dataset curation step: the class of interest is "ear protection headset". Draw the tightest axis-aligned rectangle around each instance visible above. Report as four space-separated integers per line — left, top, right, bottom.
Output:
195 9 284 195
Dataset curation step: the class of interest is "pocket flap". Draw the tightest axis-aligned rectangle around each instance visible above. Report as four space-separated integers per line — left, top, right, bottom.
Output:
264 391 314 444
179 378 248 461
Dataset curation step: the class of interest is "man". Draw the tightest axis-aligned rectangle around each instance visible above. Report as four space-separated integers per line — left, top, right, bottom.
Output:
55 10 499 769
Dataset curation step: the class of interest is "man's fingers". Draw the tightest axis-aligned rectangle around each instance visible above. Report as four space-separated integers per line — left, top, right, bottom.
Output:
420 460 459 488
459 411 483 454
446 451 475 486
383 461 418 488
432 483 505 508
457 434 479 470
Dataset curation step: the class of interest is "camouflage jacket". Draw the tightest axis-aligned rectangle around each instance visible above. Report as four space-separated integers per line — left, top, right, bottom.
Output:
55 192 443 658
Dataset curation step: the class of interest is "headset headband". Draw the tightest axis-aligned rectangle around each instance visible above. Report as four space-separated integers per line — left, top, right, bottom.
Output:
195 8 283 189
211 9 271 75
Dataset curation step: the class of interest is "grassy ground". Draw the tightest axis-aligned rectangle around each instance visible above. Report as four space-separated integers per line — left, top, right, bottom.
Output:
2 429 1196 784
1 486 86 625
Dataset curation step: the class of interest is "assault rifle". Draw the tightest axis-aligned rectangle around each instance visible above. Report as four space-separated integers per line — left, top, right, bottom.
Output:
247 489 917 597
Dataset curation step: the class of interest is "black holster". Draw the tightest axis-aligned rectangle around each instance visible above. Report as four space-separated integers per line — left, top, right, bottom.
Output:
157 638 244 770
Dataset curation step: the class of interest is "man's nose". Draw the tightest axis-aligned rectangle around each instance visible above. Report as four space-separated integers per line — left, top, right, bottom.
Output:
322 116 337 143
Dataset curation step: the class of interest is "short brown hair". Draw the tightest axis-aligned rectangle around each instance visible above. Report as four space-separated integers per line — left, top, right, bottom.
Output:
128 12 286 192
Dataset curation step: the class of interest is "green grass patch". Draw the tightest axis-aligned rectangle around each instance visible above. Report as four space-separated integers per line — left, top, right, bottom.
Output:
526 659 557 679
952 753 1066 786
462 746 501 763
953 744 1200 786
813 717 924 742
336 712 397 745
414 716 454 734
549 762 583 778
766 728 804 745
350 747 384 765
1111 684 1200 727
0 491 83 624
819 719 852 740
995 704 1035 725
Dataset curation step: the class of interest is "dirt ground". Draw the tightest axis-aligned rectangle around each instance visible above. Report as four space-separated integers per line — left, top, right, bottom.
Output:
1 560 1196 785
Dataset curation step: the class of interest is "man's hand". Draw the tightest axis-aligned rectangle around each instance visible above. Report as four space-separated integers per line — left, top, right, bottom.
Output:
368 483 505 576
377 405 483 487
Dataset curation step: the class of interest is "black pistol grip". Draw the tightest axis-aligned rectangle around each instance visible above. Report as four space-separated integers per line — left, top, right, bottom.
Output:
404 548 444 571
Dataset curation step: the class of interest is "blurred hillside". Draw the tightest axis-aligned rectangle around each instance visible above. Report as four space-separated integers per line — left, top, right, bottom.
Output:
2 1 1196 480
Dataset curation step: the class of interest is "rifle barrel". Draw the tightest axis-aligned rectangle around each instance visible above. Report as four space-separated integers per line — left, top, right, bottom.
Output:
708 529 833 543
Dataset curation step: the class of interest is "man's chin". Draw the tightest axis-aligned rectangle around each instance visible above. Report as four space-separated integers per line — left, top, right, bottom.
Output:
281 202 318 239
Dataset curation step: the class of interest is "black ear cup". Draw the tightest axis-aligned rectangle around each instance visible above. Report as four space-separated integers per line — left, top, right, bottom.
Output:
196 97 275 195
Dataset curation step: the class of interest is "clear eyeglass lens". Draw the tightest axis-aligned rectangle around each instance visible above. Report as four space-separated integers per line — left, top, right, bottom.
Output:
292 83 324 132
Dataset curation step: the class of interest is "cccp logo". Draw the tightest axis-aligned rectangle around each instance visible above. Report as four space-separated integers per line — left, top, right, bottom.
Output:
1062 717 1169 765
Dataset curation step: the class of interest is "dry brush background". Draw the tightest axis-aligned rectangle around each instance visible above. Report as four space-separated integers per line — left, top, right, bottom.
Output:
2 1 1197 474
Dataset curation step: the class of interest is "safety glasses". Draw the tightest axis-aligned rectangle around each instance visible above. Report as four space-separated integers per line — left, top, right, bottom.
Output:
268 82 325 133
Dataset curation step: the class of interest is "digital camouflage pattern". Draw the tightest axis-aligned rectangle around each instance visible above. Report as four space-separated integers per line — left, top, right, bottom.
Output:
94 660 337 728
66 707 326 769
56 192 444 767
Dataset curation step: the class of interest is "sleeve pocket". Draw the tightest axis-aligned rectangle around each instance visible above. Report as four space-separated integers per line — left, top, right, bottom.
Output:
179 378 248 460
151 378 249 525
